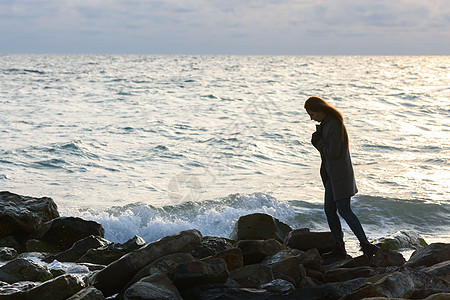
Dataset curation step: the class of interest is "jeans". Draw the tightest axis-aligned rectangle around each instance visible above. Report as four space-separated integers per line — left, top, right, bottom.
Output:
324 179 369 245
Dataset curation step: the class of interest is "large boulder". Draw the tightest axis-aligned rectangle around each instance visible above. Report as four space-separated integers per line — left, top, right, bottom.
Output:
236 239 283 265
45 235 110 263
34 217 105 251
78 235 145 265
288 277 366 300
370 248 406 267
406 243 450 268
0 247 18 260
66 287 105 300
423 260 450 282
24 274 85 300
261 250 304 286
89 229 202 297
375 230 428 250
211 247 243 272
229 213 292 243
284 229 334 254
0 258 53 283
0 191 59 237
229 264 273 288
191 236 234 259
124 273 182 300
322 266 375 283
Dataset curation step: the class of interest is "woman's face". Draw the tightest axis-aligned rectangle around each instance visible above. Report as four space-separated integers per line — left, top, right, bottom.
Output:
306 109 326 122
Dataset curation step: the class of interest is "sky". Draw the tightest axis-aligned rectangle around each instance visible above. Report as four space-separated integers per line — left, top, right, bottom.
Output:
1 0 449 55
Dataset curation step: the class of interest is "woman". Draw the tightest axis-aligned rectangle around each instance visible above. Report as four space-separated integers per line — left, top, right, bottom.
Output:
304 96 379 259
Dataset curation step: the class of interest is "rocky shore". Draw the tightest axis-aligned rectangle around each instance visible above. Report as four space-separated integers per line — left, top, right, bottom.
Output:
0 191 449 300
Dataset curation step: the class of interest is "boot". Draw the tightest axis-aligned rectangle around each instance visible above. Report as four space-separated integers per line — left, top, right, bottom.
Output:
322 243 347 260
361 242 380 258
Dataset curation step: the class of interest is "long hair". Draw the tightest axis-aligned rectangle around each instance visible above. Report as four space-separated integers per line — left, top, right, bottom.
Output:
304 96 349 146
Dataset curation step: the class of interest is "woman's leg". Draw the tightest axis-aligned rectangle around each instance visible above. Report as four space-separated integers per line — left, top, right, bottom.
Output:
324 180 344 244
336 198 369 244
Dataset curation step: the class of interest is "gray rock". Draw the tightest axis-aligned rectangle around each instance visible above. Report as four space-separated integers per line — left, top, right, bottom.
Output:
67 286 106 300
296 248 322 271
288 277 366 300
0 191 59 237
284 229 334 254
89 229 202 297
322 266 375 283
24 274 85 300
258 279 295 294
262 250 303 286
229 264 273 288
236 239 283 265
423 260 450 282
0 258 53 283
124 273 182 300
375 230 428 250
191 236 234 259
370 248 406 267
45 235 110 263
229 213 292 243
78 235 145 265
34 217 105 251
406 243 450 268
0 247 18 260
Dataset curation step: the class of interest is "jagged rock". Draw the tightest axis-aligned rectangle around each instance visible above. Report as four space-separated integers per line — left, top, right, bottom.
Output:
341 271 415 299
90 229 202 297
375 230 428 250
0 191 59 237
210 247 243 271
172 258 229 291
337 255 371 268
191 236 234 259
401 267 450 293
24 274 85 300
33 217 105 252
0 247 18 260
124 273 182 300
284 229 334 254
78 235 145 265
406 243 450 268
0 258 53 283
45 235 110 263
236 239 283 265
296 248 322 271
370 248 406 267
0 281 40 297
229 213 292 243
258 278 295 294
323 266 375 283
229 264 273 288
287 277 366 300
26 238 60 253
261 249 303 286
67 286 106 300
423 260 450 282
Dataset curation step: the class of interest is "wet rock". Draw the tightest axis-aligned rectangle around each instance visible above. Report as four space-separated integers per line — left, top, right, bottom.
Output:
78 235 145 265
288 277 366 300
406 243 450 268
0 247 18 260
0 258 53 283
172 258 229 291
90 229 202 297
24 274 85 300
0 191 59 238
284 229 334 254
423 260 450 282
370 248 406 267
236 239 283 265
191 236 234 259
34 217 105 252
0 281 40 298
67 286 106 300
322 266 375 283
229 213 292 243
210 247 243 271
258 278 295 294
375 230 428 250
124 273 182 300
45 235 110 263
261 249 303 286
229 264 273 288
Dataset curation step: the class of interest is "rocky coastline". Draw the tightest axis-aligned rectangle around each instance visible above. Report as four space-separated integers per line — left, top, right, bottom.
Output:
0 191 449 300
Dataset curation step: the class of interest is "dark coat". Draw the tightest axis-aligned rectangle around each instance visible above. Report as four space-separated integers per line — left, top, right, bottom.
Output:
312 115 358 200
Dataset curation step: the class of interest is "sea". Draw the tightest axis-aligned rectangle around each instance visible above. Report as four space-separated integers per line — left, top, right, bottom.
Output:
1 54 449 256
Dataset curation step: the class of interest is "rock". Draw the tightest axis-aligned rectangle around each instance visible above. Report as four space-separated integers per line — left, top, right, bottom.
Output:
336 255 371 268
284 229 334 254
24 274 85 300
191 236 234 259
258 278 295 294
424 293 450 300
406 243 450 268
0 191 59 238
287 277 366 300
185 286 277 300
67 286 106 300
89 229 202 297
78 235 145 265
401 267 450 293
236 239 283 265
34 217 105 252
0 281 40 298
423 260 450 282
211 247 243 271
322 266 375 283
341 271 415 299
124 273 182 300
261 250 303 286
0 247 18 260
45 235 110 263
375 230 428 250
0 236 22 252
26 239 60 253
0 258 53 283
229 264 273 288
296 248 322 271
172 258 229 291
229 213 292 243
370 248 406 267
